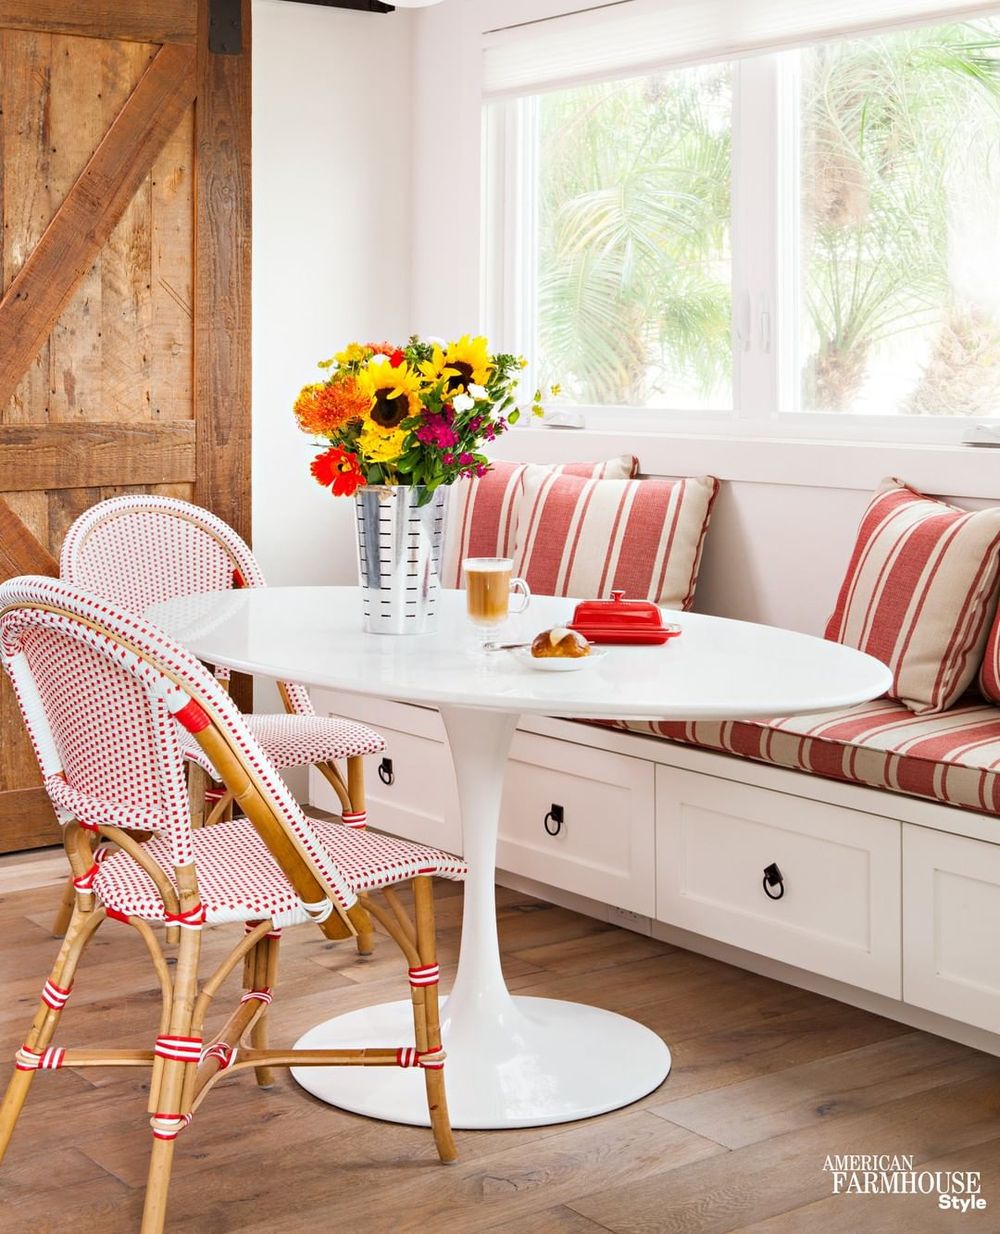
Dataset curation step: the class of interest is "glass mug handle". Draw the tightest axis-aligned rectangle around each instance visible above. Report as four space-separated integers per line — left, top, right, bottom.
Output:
510 577 531 614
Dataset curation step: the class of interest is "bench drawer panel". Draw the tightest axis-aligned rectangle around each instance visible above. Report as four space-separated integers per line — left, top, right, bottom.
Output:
904 825 1000 1033
656 767 902 996
498 734 655 915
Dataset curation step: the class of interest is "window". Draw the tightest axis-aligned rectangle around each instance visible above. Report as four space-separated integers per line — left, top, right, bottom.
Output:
486 16 1000 436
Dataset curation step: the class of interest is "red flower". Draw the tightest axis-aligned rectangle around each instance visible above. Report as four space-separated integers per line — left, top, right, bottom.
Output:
389 348 406 369
311 447 366 497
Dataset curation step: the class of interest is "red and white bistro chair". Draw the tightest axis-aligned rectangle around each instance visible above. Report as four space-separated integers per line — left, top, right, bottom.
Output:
57 494 382 946
0 575 464 1234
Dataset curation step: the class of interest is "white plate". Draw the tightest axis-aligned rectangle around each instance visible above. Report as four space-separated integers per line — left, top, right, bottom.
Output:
512 647 607 673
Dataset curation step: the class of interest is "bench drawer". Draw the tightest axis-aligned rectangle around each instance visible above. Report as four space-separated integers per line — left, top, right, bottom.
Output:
309 719 461 856
498 734 655 915
656 767 902 996
904 825 1000 1033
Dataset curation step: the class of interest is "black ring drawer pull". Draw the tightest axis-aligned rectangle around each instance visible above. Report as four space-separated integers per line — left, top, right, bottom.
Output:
377 757 394 786
543 804 564 837
762 862 785 900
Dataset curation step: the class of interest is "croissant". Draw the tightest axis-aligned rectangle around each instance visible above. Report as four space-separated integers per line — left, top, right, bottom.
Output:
531 626 591 659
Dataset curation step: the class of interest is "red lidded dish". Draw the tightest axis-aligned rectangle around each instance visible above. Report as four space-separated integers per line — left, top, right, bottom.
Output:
569 590 682 645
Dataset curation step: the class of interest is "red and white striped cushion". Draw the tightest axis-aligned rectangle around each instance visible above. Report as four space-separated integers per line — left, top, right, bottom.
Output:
511 468 719 609
980 611 1000 706
441 456 637 589
93 814 467 928
605 695 1000 816
826 480 1000 715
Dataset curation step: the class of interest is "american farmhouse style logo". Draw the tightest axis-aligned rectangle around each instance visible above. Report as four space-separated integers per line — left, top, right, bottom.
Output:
823 1155 986 1213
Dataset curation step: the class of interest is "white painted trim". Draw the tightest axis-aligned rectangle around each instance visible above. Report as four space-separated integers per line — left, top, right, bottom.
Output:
491 427 1000 501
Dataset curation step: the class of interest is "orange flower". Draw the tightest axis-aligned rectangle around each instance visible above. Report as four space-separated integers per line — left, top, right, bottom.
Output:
294 377 369 436
311 447 365 497
365 341 396 357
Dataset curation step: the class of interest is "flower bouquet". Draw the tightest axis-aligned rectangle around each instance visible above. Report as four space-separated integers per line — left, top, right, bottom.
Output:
294 335 524 503
294 335 524 634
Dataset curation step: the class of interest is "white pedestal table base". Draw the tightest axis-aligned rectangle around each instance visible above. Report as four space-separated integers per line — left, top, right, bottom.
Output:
294 703 671 1128
292 995 671 1130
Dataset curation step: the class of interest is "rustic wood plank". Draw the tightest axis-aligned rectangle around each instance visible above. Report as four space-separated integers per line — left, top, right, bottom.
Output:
0 422 195 491
193 0 251 546
1 31 54 425
0 498 58 577
100 41 158 423
0 787 58 851
150 104 194 422
0 41 197 412
0 2 195 44
651 1030 991 1150
570 1069 1000 1234
46 34 107 423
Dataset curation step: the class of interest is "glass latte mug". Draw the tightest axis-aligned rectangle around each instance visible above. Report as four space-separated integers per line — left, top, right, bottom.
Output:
463 557 531 643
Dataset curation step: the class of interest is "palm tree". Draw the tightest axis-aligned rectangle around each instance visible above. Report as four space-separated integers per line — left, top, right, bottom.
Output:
535 21 1000 415
802 21 1000 412
536 68 732 406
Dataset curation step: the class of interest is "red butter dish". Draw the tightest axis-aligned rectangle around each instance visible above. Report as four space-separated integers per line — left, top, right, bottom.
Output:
569 590 682 645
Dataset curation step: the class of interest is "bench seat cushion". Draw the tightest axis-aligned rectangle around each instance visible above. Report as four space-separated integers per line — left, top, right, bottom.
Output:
604 697 1000 816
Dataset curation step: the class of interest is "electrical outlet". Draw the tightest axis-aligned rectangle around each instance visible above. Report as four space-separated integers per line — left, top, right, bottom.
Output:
608 906 652 936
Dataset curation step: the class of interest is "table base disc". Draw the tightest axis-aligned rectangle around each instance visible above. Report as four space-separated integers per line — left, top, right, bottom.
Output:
291 995 671 1130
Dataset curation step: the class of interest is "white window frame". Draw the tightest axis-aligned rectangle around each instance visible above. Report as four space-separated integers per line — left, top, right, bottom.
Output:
483 33 1000 446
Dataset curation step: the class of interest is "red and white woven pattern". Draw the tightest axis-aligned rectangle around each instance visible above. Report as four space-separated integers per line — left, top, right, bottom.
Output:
177 713 385 777
0 594 194 867
440 456 638 589
0 576 400 908
980 611 1000 706
512 468 719 609
61 495 323 726
92 815 466 927
826 481 1000 715
606 695 1000 815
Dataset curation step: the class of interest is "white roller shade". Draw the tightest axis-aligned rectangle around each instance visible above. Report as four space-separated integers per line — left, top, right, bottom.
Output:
483 0 1000 98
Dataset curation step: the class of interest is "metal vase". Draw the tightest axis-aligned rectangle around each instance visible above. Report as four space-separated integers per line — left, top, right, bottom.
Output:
354 485 448 635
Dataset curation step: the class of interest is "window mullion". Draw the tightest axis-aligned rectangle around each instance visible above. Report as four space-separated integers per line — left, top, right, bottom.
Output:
731 54 782 422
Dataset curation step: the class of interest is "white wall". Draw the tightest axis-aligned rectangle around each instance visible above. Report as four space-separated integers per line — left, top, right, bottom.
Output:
252 0 416 593
252 0 415 788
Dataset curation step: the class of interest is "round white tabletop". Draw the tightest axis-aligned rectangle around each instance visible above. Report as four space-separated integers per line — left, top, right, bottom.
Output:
148 586 892 1130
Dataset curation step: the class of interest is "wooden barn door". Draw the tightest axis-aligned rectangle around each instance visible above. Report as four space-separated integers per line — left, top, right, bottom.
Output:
0 0 251 851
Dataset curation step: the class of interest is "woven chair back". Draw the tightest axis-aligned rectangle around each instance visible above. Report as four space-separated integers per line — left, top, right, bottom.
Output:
0 575 356 920
60 495 313 715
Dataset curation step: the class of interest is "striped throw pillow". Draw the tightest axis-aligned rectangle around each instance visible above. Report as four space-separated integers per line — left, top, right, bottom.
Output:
441 455 637 589
825 480 1000 715
980 612 1000 705
511 467 719 609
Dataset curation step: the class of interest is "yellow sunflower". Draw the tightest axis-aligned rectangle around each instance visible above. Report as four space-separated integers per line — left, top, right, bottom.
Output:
357 357 424 429
418 335 492 394
359 419 408 464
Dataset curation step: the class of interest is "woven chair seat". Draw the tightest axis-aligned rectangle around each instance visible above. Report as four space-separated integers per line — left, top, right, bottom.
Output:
178 713 385 778
93 816 467 929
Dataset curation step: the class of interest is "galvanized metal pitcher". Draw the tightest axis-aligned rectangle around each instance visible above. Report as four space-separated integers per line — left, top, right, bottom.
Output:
354 485 448 635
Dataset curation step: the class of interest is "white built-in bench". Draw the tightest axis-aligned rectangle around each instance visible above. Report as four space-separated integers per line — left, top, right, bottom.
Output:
309 432 1000 1055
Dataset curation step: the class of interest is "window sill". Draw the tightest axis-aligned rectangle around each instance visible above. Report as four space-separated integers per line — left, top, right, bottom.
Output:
495 424 999 501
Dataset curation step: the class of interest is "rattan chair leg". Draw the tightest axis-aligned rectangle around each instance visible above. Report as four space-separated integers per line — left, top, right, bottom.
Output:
50 876 77 938
347 756 366 821
0 906 104 1162
412 877 457 1164
247 934 278 1089
140 919 202 1234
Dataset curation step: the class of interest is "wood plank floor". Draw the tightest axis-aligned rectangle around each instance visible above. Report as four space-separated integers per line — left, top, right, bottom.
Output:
1 876 999 1233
